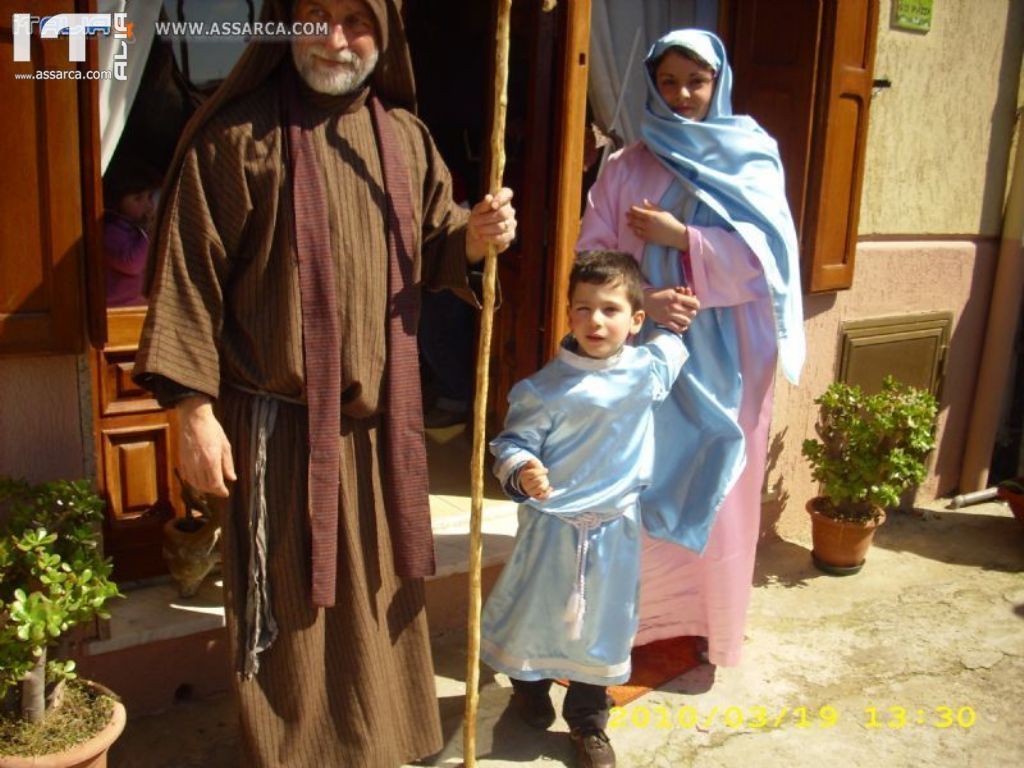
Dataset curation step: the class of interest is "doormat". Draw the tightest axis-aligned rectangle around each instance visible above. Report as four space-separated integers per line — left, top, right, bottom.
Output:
556 635 702 707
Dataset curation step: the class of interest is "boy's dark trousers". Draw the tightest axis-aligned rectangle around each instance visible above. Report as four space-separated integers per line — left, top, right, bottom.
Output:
511 677 613 731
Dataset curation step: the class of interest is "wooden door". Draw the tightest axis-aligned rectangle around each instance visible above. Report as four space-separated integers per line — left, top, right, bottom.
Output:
725 0 879 292
728 0 824 238
0 2 85 355
91 309 182 581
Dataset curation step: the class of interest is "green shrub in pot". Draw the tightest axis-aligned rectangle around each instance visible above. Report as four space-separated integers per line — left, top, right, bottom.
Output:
802 376 939 524
0 477 123 756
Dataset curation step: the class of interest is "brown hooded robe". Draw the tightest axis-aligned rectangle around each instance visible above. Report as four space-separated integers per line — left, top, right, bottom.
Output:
134 2 472 765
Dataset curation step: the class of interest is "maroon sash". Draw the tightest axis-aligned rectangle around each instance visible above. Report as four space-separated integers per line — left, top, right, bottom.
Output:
369 97 436 582
284 78 434 608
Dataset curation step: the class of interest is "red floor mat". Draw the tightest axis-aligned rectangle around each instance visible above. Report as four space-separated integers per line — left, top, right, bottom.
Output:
556 636 702 707
608 636 702 706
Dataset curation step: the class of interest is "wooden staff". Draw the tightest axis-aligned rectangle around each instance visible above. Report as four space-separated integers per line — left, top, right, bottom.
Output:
464 1 512 765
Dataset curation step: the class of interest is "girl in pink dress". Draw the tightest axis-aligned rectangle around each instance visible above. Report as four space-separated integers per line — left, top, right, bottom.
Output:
577 29 804 667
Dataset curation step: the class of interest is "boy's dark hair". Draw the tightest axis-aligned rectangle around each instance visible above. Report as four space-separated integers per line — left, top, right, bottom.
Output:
569 251 645 312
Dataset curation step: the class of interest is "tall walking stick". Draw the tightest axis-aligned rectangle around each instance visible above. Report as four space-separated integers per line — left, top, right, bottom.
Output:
464 1 512 765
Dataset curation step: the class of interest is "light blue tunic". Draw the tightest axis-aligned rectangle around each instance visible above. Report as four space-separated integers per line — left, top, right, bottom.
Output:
480 331 686 685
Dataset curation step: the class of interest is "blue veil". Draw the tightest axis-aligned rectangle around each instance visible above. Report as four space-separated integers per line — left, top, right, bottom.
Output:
636 29 804 551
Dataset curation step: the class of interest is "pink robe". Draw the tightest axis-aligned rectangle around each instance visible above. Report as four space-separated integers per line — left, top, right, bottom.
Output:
577 142 777 666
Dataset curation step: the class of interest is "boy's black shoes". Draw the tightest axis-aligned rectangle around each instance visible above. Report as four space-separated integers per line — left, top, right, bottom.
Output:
509 690 556 730
570 728 616 768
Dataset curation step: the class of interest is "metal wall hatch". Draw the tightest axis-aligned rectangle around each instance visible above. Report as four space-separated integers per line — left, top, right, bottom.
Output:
837 311 953 397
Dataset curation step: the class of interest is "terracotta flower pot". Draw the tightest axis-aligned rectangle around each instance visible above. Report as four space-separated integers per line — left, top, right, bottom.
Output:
996 481 1024 525
806 497 885 576
162 515 221 598
0 684 126 768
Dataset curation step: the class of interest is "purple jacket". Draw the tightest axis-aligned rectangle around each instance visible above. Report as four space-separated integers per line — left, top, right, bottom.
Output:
104 212 149 307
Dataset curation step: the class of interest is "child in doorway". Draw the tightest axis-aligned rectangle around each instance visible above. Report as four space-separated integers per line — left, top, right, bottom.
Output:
103 161 161 307
481 251 693 768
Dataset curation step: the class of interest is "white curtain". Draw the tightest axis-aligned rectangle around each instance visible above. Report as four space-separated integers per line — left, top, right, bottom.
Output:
588 0 718 147
98 0 163 172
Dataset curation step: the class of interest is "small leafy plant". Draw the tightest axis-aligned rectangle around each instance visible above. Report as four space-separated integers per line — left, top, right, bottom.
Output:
802 376 938 524
0 478 122 725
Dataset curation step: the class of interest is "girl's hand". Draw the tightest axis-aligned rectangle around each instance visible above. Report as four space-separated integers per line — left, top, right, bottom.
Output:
643 285 700 333
626 198 689 251
518 458 552 500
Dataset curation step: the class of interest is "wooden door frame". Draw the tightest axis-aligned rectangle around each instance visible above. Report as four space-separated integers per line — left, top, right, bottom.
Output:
543 0 591 359
81 0 107 348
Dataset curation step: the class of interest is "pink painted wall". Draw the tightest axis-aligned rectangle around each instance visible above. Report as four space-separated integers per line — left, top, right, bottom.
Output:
767 240 998 541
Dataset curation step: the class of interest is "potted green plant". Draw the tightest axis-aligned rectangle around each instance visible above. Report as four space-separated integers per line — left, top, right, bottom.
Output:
801 376 938 575
0 477 125 766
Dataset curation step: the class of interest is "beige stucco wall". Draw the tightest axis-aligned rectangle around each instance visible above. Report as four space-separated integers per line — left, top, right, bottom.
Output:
766 1 1021 540
767 240 998 541
0 356 88 483
859 0 1024 236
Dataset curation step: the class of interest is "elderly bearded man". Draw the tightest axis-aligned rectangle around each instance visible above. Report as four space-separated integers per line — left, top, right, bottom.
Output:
133 1 516 765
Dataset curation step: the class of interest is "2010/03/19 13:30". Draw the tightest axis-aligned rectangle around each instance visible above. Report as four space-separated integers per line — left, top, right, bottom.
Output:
608 704 977 731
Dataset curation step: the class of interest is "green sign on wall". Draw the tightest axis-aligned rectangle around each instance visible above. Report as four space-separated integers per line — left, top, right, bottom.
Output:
893 0 933 32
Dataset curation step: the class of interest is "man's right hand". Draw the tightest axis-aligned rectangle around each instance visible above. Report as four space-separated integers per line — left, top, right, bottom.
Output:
177 396 236 497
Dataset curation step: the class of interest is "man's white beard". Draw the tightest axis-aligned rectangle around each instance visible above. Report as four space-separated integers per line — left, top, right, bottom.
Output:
292 44 379 96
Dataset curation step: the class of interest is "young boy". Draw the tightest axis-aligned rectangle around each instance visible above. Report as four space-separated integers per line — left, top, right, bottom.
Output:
481 251 691 768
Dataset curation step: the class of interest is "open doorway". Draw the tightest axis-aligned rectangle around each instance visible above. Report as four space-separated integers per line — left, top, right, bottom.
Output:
406 0 549 437
406 1 490 434
403 0 532 537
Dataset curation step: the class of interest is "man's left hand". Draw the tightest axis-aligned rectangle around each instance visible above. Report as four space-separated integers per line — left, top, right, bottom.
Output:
466 187 516 263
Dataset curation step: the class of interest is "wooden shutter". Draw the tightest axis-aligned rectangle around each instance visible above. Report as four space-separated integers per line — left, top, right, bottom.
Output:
802 0 879 291
728 0 879 293
0 2 87 355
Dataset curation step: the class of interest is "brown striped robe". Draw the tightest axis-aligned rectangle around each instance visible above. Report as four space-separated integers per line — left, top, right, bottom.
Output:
134 71 473 767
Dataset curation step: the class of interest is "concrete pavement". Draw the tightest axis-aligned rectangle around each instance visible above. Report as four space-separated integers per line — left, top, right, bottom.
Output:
108 500 1024 767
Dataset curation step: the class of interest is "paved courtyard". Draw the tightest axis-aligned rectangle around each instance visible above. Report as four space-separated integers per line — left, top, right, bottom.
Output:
109 500 1024 767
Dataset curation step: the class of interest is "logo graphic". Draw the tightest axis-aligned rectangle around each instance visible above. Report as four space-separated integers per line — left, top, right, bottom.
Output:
13 14 112 62
12 13 128 81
